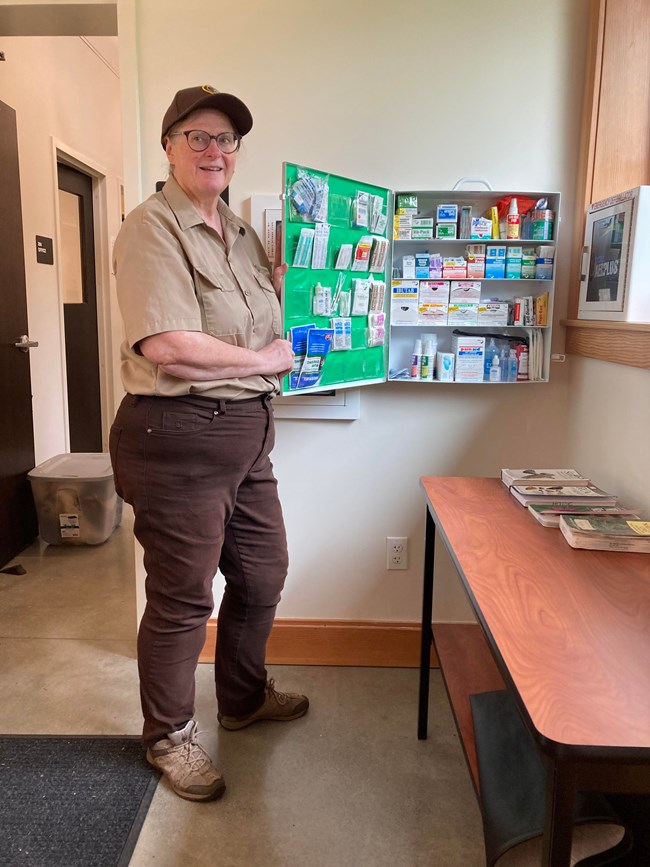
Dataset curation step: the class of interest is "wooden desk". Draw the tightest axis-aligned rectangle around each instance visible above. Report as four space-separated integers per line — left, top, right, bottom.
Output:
418 476 650 866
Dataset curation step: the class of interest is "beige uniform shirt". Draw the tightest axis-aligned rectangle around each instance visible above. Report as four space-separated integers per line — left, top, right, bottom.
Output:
113 176 282 400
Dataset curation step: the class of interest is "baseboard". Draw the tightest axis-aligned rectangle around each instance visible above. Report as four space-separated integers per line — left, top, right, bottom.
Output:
200 618 438 668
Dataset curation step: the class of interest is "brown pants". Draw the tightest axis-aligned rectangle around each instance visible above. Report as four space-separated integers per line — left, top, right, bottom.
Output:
109 393 288 746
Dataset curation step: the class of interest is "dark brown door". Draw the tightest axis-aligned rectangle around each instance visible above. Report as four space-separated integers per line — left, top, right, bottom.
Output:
57 162 103 452
0 99 38 567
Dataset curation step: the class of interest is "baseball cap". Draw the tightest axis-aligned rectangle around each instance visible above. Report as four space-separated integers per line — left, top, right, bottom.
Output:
161 85 253 147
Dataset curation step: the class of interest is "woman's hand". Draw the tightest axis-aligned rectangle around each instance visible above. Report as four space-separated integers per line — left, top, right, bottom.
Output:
272 263 288 298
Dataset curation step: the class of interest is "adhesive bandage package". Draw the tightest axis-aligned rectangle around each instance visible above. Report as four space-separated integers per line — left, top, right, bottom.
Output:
351 279 371 316
351 236 373 271
352 191 369 228
330 317 352 351
311 223 330 269
293 228 315 268
296 328 334 389
289 324 316 389
335 244 353 270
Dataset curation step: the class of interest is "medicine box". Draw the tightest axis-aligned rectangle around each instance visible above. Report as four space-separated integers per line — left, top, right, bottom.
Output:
485 244 507 279
390 280 419 324
436 352 455 381
415 254 430 279
521 249 536 279
470 217 492 239
436 223 457 239
452 335 485 382
412 227 434 240
436 204 458 222
412 218 434 228
402 255 416 278
450 280 481 301
447 302 479 326
478 301 509 326
466 244 486 278
28 452 123 546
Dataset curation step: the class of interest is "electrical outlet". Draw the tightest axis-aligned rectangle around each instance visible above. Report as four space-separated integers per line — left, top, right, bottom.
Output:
386 536 408 570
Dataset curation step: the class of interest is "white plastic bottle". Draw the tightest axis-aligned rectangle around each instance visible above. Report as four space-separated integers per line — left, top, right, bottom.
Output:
506 198 520 240
489 354 501 382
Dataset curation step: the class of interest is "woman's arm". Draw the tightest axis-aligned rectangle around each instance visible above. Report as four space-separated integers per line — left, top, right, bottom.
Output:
140 331 294 381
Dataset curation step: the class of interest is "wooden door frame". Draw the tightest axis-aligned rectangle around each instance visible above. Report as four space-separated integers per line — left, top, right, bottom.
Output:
51 139 116 451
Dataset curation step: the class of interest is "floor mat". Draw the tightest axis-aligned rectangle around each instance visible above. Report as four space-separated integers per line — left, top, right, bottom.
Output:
0 735 160 867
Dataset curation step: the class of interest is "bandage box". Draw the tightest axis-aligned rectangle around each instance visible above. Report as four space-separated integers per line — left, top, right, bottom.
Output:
394 229 412 240
470 217 492 239
466 244 486 278
412 227 434 240
412 218 434 228
452 335 485 382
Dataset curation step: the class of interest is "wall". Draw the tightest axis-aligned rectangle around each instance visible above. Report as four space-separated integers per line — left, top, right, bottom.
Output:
121 0 594 623
566 359 650 510
0 34 123 462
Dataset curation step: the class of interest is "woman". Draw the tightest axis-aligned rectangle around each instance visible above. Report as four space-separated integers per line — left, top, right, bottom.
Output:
110 85 308 802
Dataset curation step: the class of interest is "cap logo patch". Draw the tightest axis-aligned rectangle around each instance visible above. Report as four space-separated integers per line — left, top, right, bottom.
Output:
201 85 218 94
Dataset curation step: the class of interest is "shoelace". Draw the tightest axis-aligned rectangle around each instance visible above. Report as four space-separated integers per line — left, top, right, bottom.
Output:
177 729 211 772
266 677 291 706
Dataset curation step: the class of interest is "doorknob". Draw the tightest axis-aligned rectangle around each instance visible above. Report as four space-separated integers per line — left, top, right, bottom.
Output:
14 334 39 352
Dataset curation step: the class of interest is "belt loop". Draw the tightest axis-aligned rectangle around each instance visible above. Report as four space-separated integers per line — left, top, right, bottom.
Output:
218 399 227 415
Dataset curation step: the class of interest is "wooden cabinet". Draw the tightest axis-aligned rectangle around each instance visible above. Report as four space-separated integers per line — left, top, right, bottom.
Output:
564 0 650 367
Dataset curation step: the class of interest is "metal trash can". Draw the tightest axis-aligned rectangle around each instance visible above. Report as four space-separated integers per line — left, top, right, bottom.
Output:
28 453 122 545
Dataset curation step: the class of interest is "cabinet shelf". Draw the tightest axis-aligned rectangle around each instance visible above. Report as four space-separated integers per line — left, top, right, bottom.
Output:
390 187 560 383
393 238 555 246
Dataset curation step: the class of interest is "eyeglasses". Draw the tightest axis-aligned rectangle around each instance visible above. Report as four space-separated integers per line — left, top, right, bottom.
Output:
168 130 242 154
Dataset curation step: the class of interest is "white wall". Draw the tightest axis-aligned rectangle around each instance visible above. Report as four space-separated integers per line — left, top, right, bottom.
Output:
0 35 123 462
566 358 650 511
119 0 596 623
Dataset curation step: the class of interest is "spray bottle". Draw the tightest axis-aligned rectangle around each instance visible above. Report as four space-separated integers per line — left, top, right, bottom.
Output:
411 338 422 379
506 198 520 240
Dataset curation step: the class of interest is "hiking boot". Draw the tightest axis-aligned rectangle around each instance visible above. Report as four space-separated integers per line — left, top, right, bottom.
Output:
146 720 225 802
218 678 309 731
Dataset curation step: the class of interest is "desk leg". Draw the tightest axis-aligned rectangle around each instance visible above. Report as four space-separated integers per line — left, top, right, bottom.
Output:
418 507 435 740
541 757 576 867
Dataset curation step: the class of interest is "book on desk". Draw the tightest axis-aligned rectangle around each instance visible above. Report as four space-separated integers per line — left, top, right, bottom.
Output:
510 484 618 508
559 514 650 552
500 467 589 487
528 502 639 527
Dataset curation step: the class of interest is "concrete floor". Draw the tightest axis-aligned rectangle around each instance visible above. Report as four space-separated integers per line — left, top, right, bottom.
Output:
0 509 623 866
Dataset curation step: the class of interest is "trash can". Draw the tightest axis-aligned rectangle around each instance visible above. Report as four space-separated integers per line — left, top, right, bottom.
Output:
28 453 123 545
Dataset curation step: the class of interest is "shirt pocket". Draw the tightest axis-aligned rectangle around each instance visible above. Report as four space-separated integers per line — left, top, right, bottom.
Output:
192 263 248 346
253 264 282 336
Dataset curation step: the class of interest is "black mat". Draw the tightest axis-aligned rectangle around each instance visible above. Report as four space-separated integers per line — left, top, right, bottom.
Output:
469 690 625 867
0 735 160 867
